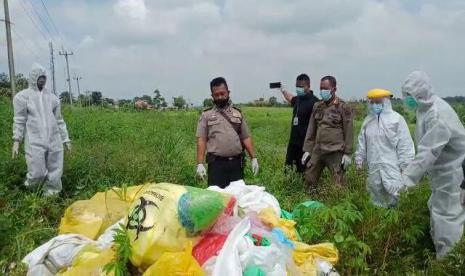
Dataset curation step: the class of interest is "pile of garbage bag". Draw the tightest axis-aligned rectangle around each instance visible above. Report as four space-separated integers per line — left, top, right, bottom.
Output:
23 180 340 276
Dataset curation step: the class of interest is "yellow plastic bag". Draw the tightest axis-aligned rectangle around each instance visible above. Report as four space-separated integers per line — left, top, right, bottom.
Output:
143 243 204 276
258 207 298 241
127 183 230 270
59 185 145 239
59 245 115 276
293 242 339 275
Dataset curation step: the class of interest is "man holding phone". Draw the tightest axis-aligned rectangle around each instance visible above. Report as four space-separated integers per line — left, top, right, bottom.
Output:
276 74 319 173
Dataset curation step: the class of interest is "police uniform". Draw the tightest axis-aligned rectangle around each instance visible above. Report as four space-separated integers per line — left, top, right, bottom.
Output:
196 105 250 188
286 92 319 172
303 97 354 189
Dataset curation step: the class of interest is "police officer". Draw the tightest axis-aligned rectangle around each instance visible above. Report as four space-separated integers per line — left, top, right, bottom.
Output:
196 77 259 188
301 76 353 192
281 74 319 173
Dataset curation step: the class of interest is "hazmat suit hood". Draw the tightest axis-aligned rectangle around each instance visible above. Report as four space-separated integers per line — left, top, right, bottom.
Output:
363 97 401 149
401 71 435 110
28 63 47 91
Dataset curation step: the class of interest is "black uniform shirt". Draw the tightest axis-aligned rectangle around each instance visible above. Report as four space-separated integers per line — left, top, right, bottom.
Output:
289 91 319 146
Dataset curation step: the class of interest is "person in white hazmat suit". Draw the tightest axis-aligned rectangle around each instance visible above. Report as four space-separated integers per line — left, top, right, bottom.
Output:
12 63 71 196
398 71 465 259
355 89 415 208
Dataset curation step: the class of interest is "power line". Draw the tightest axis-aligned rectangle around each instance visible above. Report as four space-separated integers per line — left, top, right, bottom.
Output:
18 0 49 42
11 26 43 61
23 0 55 41
39 0 64 44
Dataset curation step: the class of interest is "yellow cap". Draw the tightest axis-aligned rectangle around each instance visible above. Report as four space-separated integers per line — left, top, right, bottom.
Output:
367 88 392 99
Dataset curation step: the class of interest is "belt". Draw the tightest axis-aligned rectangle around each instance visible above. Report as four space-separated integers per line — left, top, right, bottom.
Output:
207 153 243 162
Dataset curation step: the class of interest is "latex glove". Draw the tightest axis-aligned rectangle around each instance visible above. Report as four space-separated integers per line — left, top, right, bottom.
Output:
196 164 207 180
65 142 72 152
401 173 416 188
252 158 259 176
301 152 310 165
341 154 352 170
460 189 465 207
12 141 20 159
385 181 405 197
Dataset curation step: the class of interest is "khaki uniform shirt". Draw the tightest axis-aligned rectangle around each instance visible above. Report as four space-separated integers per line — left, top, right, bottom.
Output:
303 97 354 155
196 105 250 157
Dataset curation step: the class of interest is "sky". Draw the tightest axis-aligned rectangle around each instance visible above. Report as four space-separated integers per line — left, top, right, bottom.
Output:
1 0 465 104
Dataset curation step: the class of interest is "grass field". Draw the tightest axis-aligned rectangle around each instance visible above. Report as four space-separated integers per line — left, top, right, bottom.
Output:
0 97 464 275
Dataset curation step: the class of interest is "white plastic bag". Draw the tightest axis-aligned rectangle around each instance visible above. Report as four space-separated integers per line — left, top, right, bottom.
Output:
23 234 94 274
26 264 54 276
212 217 251 276
208 180 281 217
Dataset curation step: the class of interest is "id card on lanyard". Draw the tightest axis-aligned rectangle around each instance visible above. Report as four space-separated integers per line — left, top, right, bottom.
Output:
293 97 300 126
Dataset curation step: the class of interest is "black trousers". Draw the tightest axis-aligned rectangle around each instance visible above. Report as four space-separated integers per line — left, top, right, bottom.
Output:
285 143 306 173
207 154 244 188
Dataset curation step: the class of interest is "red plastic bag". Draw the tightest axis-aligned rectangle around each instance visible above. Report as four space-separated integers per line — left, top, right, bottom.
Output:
192 233 227 266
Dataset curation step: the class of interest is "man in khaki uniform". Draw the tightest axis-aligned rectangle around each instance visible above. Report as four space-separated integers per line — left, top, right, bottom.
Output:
301 75 353 192
196 77 259 188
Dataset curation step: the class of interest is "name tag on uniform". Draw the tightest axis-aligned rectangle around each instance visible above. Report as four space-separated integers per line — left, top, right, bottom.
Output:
293 116 299 126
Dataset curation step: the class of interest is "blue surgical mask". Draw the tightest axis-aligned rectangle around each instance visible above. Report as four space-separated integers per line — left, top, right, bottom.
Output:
296 87 305 96
320 89 332 101
371 103 384 115
404 95 418 110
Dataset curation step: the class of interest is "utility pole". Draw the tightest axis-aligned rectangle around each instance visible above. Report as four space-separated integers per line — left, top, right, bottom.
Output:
49 42 57 95
3 0 16 98
59 48 73 106
73 76 82 104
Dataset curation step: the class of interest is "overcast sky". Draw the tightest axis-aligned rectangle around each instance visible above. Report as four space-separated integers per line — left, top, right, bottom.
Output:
1 0 465 104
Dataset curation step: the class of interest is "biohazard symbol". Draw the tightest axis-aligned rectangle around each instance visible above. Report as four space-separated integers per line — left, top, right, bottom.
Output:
127 197 159 240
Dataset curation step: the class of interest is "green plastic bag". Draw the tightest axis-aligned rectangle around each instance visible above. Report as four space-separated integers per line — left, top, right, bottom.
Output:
292 200 324 219
280 209 293 220
243 265 266 276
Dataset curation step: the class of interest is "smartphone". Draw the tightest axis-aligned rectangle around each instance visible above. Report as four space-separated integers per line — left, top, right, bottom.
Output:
269 82 281 89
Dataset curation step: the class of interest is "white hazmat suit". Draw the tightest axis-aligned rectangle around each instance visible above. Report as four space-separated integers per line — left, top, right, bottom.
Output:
401 71 465 259
12 63 70 195
355 97 415 207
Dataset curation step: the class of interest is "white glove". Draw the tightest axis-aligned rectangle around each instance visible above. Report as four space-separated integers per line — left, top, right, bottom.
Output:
252 158 259 176
65 142 72 152
301 152 310 165
196 164 207 180
401 173 416 188
12 141 20 159
386 183 405 197
460 189 465 207
341 154 352 170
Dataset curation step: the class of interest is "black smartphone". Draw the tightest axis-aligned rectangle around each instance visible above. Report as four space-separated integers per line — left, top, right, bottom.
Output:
269 82 281 89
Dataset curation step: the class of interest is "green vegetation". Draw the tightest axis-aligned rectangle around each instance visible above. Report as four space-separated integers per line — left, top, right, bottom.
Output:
0 97 464 274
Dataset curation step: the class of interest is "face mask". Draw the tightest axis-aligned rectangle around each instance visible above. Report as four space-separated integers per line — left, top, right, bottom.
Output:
214 98 229 108
404 95 418 110
371 103 384 115
296 87 305 96
320 89 332 101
